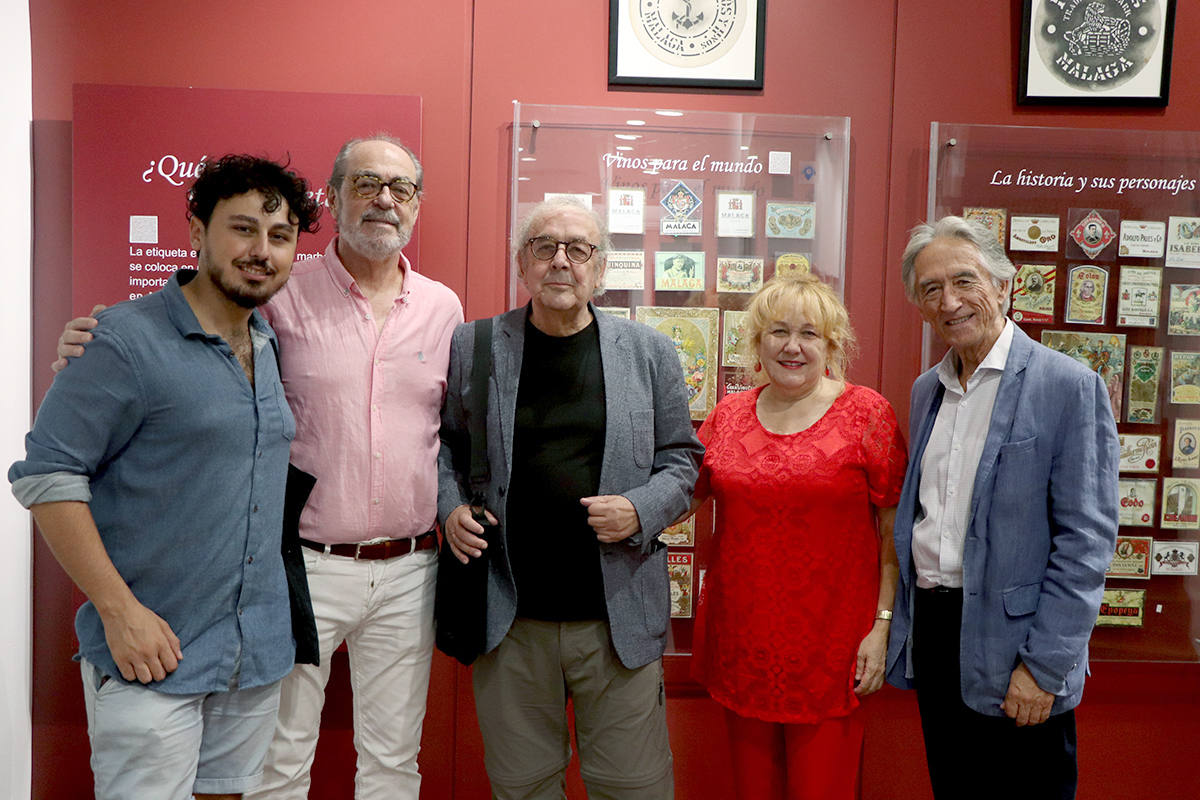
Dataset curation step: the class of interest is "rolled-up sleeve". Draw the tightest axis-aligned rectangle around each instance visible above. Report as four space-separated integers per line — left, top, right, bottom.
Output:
9 326 145 502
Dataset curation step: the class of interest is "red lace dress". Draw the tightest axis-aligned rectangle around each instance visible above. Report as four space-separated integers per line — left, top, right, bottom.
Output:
692 383 907 723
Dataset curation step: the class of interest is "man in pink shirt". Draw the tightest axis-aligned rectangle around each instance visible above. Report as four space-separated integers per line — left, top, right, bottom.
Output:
58 136 463 799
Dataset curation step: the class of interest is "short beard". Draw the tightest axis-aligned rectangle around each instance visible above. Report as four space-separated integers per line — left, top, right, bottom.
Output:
338 210 411 261
208 260 280 309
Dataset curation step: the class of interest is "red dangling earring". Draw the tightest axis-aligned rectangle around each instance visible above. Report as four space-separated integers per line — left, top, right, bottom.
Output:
754 361 762 372
825 365 831 377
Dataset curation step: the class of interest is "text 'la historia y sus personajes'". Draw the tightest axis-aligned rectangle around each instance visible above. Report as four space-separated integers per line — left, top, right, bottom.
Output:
990 169 1197 196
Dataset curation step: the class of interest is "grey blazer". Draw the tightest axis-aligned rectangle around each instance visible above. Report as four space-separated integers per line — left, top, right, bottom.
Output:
437 304 703 669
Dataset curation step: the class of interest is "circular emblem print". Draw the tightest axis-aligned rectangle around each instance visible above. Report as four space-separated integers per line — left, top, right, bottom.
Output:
631 0 747 68
1033 0 1163 92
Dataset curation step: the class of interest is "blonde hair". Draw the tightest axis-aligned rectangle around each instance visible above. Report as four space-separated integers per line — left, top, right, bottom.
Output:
739 274 857 385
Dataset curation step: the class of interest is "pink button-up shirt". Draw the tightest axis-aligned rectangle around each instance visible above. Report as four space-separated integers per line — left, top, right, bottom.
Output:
261 239 463 544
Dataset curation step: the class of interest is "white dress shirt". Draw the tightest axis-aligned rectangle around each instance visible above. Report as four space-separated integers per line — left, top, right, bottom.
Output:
912 319 1015 588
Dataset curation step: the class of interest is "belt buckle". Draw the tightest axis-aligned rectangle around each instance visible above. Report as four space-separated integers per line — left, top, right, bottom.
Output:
354 542 365 560
408 536 418 554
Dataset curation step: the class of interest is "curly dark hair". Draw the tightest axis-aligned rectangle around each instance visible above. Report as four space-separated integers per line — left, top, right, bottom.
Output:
187 154 321 234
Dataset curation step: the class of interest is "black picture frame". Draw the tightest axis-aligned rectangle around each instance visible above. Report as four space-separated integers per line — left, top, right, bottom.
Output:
1018 0 1176 106
608 0 766 90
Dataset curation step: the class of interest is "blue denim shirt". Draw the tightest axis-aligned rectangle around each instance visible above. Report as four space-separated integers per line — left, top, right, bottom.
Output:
10 271 296 694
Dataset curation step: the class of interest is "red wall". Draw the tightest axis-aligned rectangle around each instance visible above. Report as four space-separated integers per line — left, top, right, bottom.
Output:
28 1 1200 798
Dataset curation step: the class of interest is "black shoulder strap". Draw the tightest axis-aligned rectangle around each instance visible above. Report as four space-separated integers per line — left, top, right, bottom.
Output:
468 318 493 498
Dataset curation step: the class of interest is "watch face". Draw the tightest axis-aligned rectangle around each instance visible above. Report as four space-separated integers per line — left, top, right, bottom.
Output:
630 0 748 68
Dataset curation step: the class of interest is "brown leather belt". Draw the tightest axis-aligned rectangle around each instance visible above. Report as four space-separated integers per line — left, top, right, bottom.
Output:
300 531 437 561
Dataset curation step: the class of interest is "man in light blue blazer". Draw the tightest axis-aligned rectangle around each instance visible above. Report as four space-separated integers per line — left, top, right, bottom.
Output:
886 216 1118 800
438 198 702 800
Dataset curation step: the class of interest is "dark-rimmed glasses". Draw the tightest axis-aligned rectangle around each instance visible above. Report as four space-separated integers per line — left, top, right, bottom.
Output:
526 236 597 264
349 173 420 203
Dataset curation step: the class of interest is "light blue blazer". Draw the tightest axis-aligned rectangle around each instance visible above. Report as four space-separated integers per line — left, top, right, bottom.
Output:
437 305 703 669
886 325 1119 716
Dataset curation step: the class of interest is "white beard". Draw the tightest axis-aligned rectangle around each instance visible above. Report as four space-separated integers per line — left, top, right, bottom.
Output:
338 209 412 261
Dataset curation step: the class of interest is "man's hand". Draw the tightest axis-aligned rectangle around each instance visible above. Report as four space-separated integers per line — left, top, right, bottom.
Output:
1001 661 1054 726
99 600 183 684
853 623 889 696
444 504 494 564
580 495 640 543
52 304 106 372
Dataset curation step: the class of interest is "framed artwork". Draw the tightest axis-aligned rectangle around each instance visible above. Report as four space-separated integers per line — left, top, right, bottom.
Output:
608 0 766 89
1106 535 1153 580
1173 419 1200 468
1096 588 1145 627
963 207 1006 247
1064 264 1108 325
604 250 646 291
1018 0 1176 106
654 251 705 292
766 202 815 238
1162 476 1200 529
1010 264 1056 324
636 305 719 420
668 552 694 617
1168 284 1200 335
715 190 756 238
1041 330 1126 421
721 310 750 367
1170 351 1200 405
1118 433 1160 473
1117 478 1156 527
716 257 763 294
607 187 646 234
1125 346 1163 424
660 514 696 547
1151 540 1199 575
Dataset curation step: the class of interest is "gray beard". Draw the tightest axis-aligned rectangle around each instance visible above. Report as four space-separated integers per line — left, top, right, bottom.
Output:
340 221 411 262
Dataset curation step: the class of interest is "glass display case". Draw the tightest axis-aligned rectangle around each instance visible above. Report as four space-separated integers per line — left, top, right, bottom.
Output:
928 121 1200 662
509 102 851 654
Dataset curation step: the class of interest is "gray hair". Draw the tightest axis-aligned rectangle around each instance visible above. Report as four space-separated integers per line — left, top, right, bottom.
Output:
513 197 611 296
901 215 1015 312
329 134 423 192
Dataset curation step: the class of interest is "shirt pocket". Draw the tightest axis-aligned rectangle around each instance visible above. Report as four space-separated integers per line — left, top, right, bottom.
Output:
630 409 655 468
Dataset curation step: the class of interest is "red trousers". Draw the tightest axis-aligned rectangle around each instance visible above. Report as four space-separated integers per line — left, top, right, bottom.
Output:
725 707 864 800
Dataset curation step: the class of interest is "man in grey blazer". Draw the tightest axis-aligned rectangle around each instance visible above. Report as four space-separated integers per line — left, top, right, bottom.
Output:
438 198 702 800
887 216 1118 800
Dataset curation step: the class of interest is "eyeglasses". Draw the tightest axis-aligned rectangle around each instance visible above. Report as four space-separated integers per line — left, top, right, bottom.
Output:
349 173 420 203
526 236 598 264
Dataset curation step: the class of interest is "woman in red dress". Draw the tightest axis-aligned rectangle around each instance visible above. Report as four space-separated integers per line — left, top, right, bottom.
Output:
692 274 907 799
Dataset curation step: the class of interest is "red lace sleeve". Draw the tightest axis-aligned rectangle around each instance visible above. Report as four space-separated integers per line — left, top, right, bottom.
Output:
860 391 908 509
695 396 726 502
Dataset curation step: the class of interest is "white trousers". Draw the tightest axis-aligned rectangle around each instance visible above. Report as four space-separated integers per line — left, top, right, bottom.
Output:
248 546 437 800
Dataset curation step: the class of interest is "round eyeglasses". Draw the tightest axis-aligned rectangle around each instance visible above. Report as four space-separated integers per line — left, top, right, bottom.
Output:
349 173 420 203
526 236 598 264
